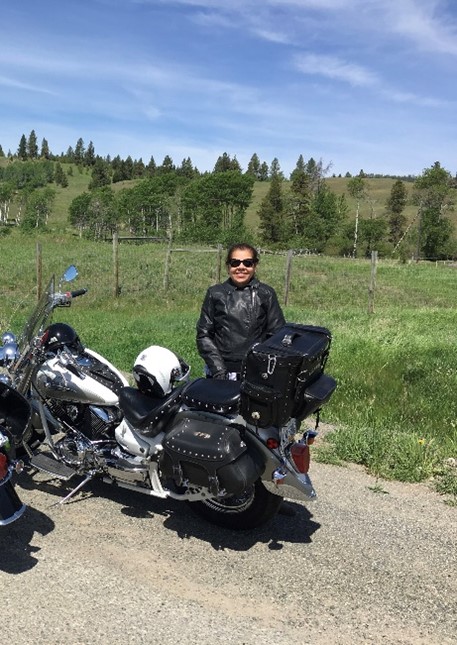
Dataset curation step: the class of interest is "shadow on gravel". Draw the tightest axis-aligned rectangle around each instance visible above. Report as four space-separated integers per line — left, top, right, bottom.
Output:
165 500 321 552
18 470 97 507
0 505 55 574
19 474 321 552
91 481 321 550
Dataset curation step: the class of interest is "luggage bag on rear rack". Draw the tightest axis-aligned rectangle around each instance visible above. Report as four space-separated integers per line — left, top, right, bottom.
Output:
239 323 337 428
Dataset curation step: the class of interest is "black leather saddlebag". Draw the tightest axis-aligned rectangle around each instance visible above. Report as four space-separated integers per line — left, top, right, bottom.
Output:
160 414 262 496
240 323 335 427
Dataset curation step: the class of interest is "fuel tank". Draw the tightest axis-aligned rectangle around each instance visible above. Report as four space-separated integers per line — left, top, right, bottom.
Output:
33 357 120 406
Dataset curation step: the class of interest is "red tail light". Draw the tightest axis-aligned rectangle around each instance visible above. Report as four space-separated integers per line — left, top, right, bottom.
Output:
0 453 8 480
289 443 310 474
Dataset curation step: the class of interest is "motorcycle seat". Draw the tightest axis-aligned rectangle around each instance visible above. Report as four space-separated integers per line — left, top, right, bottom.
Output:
181 378 241 415
118 386 183 436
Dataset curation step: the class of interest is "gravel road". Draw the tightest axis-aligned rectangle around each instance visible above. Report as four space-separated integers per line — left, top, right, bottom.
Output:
1 461 456 645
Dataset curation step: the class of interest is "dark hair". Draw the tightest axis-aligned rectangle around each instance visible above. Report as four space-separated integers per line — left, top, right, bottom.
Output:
226 243 259 265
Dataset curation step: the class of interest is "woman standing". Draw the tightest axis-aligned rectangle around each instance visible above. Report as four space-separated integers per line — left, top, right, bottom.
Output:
196 243 285 380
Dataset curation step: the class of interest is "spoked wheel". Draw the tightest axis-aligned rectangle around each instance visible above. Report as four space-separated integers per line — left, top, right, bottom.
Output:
189 479 283 530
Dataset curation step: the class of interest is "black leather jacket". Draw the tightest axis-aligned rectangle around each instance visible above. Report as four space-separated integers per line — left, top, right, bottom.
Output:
196 277 285 376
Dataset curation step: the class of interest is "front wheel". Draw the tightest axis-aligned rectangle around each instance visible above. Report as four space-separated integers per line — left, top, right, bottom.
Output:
189 479 283 530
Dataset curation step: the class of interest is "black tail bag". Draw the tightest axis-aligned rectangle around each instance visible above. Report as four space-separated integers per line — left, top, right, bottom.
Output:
240 323 336 428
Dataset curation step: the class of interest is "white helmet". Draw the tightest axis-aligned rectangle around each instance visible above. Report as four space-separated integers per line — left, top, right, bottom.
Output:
133 345 189 397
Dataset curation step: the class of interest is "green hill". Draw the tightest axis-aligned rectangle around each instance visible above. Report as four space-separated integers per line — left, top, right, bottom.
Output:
0 157 450 236
244 176 419 231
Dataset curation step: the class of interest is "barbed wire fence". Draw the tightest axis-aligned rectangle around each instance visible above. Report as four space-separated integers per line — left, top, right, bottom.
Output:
1 237 455 334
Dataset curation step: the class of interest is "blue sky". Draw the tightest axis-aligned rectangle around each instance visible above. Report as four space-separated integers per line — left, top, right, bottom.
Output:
1 0 456 177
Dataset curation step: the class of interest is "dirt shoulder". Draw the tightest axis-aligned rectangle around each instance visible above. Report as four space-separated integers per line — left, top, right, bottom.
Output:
1 460 456 645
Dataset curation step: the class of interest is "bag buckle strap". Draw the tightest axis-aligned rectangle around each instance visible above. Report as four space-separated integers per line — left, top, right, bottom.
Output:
267 354 276 375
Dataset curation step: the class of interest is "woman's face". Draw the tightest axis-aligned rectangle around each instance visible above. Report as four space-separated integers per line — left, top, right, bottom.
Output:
227 248 257 287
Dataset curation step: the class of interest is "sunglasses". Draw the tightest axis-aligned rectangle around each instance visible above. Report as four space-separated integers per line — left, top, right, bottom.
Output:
229 258 256 268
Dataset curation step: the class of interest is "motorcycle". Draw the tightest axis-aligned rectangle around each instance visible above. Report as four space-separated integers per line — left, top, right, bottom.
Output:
0 381 31 525
0 266 337 530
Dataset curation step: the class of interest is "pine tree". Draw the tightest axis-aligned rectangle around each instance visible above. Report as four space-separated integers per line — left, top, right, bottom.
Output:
258 162 269 181
147 156 157 176
40 138 51 159
386 179 407 246
258 174 285 244
177 157 195 179
214 152 233 173
133 158 146 178
288 155 312 238
17 134 27 160
88 158 111 189
85 141 96 166
74 138 85 165
246 153 260 179
158 155 175 174
269 157 284 180
55 162 69 187
27 130 38 159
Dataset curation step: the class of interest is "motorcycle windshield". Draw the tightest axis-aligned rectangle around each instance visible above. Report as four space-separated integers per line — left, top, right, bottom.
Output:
18 274 55 352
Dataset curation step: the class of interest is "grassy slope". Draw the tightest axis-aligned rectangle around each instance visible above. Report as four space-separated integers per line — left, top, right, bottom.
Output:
244 176 419 231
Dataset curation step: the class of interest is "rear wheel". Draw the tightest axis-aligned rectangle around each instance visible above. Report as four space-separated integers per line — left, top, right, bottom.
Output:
189 479 282 530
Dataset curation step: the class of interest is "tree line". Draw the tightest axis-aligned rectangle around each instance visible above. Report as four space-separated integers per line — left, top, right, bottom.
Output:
0 131 456 259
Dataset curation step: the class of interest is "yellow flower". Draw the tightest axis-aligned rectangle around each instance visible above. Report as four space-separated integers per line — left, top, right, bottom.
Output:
418 438 426 445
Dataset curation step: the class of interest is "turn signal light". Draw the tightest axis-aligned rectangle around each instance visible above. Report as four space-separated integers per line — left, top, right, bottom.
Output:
266 438 279 450
289 443 310 474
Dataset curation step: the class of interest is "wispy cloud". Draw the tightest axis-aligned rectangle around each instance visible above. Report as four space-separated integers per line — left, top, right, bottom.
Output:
384 0 457 56
1 0 456 175
292 50 455 109
293 54 378 87
0 75 56 95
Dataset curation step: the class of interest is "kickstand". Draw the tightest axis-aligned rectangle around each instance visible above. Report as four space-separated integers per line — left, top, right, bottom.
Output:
52 473 95 506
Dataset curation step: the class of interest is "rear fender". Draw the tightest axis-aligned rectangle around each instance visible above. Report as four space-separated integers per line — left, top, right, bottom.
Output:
244 426 317 502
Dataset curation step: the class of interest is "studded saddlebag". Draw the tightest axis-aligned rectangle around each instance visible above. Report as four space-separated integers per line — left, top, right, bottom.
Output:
240 323 335 428
160 413 263 496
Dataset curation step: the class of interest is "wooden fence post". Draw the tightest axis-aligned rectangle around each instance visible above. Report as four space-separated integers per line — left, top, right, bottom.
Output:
368 250 378 314
163 239 172 290
216 244 223 283
284 249 293 306
36 241 42 301
113 232 120 297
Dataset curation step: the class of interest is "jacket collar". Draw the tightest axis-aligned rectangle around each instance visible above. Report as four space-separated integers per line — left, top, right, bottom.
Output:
226 276 259 291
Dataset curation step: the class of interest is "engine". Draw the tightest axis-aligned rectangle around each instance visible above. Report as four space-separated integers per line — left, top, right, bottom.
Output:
54 431 96 468
54 429 151 487
45 398 123 440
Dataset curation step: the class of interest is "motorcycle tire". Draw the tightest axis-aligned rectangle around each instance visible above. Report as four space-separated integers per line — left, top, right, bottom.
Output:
189 479 282 530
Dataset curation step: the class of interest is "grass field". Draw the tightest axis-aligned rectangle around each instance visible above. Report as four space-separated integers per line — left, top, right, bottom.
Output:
1 231 456 500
